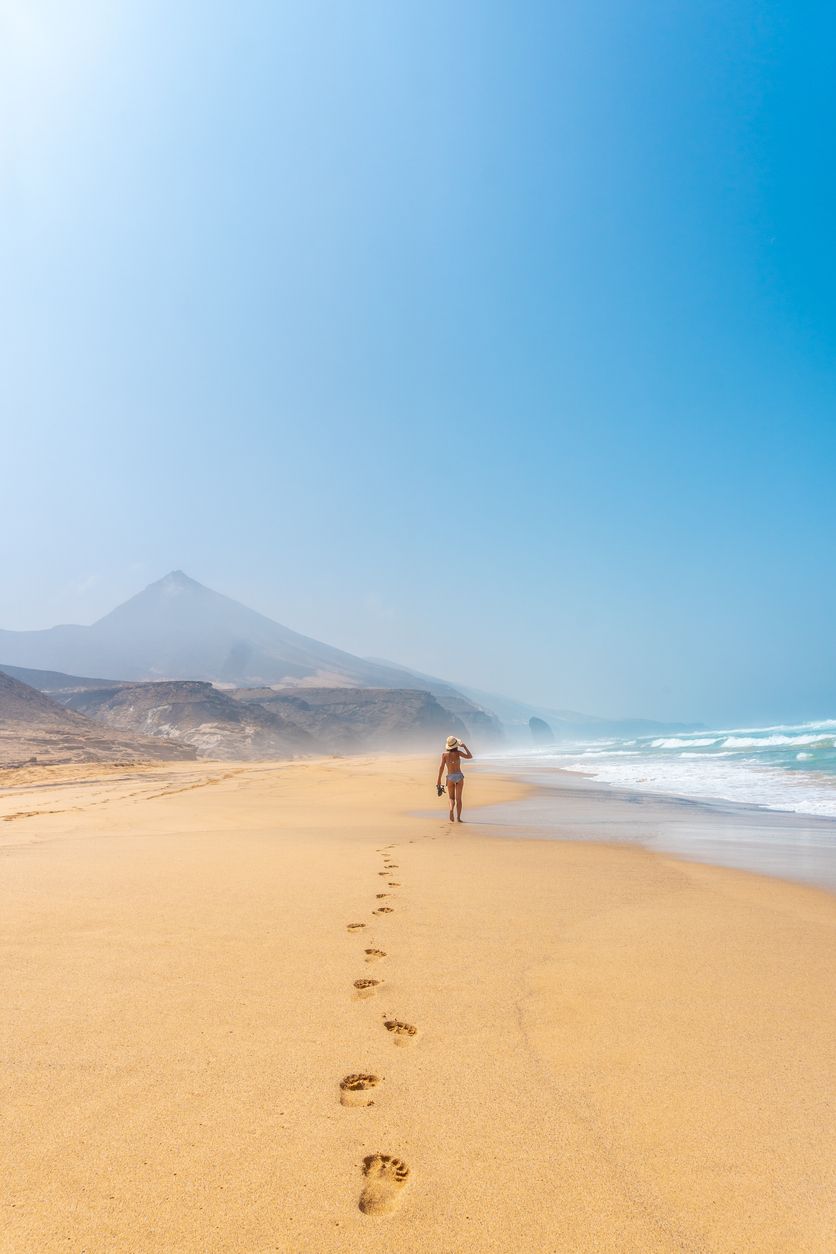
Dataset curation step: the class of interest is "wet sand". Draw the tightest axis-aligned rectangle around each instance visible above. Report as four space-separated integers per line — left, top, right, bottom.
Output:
1 757 834 1252
473 764 836 889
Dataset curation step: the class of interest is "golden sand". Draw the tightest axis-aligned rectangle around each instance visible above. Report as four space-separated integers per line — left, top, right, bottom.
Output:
1 757 834 1252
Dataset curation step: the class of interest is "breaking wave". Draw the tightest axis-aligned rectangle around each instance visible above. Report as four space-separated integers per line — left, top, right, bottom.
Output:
497 716 836 818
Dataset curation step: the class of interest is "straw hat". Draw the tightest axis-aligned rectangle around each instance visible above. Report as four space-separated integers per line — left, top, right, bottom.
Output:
445 735 460 749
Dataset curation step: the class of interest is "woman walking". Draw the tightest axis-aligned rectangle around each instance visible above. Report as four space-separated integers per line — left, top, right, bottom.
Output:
437 735 473 822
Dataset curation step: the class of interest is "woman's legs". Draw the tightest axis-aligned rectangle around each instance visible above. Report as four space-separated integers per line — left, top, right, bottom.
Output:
446 779 456 821
455 778 464 821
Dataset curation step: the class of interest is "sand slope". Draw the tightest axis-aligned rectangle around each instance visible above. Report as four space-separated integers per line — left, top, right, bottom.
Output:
1 758 834 1252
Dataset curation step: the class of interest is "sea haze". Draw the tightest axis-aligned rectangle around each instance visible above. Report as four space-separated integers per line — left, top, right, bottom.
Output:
491 719 836 818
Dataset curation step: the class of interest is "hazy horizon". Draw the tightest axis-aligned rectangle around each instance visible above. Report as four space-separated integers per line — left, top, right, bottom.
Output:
2 3 835 727
0 566 829 730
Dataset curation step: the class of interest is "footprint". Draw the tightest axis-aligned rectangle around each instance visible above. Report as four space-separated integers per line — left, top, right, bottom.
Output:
359 1154 411 1215
373 907 394 915
384 1018 417 1046
375 893 389 899
388 882 401 887
340 1074 380 1107
347 923 366 932
384 864 399 870
364 948 386 963
378 871 389 877
354 978 381 998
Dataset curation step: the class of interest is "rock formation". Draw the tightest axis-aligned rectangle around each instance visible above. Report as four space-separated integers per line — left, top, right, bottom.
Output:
0 670 194 767
54 680 315 761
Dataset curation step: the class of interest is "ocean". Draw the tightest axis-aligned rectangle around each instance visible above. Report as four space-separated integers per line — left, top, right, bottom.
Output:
492 718 836 818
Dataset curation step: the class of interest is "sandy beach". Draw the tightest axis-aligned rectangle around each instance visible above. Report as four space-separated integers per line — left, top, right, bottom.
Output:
1 756 834 1253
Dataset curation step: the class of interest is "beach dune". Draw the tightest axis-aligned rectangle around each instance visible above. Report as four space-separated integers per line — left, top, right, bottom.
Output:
1 757 834 1252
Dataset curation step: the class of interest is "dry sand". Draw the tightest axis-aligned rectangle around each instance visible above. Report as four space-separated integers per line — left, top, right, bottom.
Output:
1 756 834 1252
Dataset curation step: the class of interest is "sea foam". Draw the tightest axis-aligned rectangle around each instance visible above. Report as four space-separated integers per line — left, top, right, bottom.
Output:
495 717 836 818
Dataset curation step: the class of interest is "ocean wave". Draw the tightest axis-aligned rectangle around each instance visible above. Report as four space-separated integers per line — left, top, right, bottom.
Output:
790 797 836 816
684 718 836 738
651 737 719 749
485 715 836 821
515 753 836 818
576 749 639 757
720 734 835 749
648 732 835 751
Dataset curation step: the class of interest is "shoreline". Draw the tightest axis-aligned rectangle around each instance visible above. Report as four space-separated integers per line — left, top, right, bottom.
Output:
2 756 834 1251
472 761 836 892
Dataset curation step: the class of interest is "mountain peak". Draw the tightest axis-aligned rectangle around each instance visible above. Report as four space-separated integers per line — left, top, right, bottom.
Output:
153 570 203 593
0 573 492 717
90 570 224 634
132 570 217 605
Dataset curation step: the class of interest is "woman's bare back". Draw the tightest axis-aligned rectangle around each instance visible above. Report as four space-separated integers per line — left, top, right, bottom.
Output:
437 741 473 822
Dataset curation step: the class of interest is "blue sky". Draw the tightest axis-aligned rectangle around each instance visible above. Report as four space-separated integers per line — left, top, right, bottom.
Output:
1 1 834 724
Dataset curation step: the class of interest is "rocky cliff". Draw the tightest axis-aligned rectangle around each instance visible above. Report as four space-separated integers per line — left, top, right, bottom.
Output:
0 670 195 767
529 716 553 744
55 680 315 761
230 686 466 752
